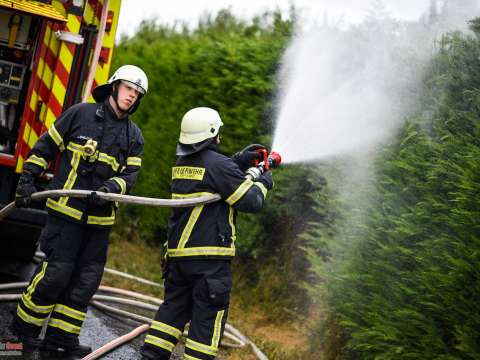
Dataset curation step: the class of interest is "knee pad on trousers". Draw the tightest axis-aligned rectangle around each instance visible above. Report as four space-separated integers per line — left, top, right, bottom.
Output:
35 261 75 300
70 262 105 305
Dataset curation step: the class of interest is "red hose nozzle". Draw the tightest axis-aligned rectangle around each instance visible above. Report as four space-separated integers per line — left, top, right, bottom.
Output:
267 151 282 169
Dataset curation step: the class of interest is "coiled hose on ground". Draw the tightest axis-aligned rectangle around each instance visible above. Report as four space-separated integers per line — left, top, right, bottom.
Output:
0 190 268 359
0 281 267 360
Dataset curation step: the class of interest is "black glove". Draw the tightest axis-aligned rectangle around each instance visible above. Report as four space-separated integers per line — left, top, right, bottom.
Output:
15 171 37 208
256 171 274 191
88 185 111 207
231 144 266 172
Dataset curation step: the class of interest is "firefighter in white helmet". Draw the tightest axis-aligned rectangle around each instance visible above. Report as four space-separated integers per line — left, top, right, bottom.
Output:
140 107 274 360
11 65 147 357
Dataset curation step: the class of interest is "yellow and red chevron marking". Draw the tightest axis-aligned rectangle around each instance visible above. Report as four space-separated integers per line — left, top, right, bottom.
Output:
97 0 121 88
84 0 101 26
14 1 122 172
44 14 81 128
15 12 82 173
15 22 52 172
87 0 121 102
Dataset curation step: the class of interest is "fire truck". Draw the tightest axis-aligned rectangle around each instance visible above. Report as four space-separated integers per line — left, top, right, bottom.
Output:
0 0 121 270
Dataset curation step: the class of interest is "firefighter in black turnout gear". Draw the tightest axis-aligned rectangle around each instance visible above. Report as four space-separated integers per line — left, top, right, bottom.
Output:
11 65 148 357
140 107 274 360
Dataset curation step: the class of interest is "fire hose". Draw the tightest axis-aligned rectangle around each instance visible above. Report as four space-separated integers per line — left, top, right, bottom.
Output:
0 189 222 221
0 149 282 221
0 282 267 360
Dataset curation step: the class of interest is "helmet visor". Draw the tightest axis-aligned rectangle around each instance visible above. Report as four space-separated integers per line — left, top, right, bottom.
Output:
121 80 145 95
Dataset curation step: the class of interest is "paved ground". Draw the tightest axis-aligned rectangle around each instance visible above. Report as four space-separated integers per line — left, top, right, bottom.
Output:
0 261 182 360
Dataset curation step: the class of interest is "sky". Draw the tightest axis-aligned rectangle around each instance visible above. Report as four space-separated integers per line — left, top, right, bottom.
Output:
116 0 433 39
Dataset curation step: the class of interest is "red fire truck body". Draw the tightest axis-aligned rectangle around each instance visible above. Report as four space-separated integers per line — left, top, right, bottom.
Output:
0 0 121 264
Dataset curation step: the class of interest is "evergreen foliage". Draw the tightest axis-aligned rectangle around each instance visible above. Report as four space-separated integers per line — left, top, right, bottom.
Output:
112 11 293 240
309 19 480 359
235 164 330 316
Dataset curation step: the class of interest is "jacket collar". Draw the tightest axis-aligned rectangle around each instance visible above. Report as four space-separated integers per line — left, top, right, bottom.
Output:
95 100 129 121
176 139 220 156
206 142 219 152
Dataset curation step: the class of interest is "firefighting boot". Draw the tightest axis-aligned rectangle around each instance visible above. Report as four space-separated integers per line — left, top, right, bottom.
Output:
21 336 43 350
43 341 92 358
8 322 43 351
140 346 171 360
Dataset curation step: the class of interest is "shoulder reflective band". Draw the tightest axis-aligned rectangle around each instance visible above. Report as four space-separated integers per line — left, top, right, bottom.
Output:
48 124 65 151
172 166 205 181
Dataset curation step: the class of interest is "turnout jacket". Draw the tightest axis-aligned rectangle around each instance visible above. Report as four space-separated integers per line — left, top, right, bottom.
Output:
167 144 268 260
23 101 144 227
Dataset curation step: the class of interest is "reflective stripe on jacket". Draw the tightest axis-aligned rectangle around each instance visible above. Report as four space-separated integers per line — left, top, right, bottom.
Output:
167 144 253 259
23 101 144 227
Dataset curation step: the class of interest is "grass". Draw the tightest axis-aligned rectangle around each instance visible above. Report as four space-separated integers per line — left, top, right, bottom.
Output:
103 232 165 299
101 234 309 359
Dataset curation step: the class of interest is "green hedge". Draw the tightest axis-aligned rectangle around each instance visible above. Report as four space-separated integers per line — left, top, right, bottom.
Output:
309 20 480 359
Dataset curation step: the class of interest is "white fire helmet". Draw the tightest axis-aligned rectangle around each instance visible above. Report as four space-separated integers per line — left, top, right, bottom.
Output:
92 65 148 102
179 107 224 145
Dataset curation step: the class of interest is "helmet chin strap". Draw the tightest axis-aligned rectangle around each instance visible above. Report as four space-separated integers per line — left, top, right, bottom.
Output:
112 83 127 116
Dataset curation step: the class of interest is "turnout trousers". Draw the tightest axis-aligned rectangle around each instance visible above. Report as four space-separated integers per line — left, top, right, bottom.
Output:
141 260 232 360
11 215 110 347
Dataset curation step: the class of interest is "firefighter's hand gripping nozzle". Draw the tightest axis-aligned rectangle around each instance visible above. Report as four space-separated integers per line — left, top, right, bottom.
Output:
245 150 282 180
